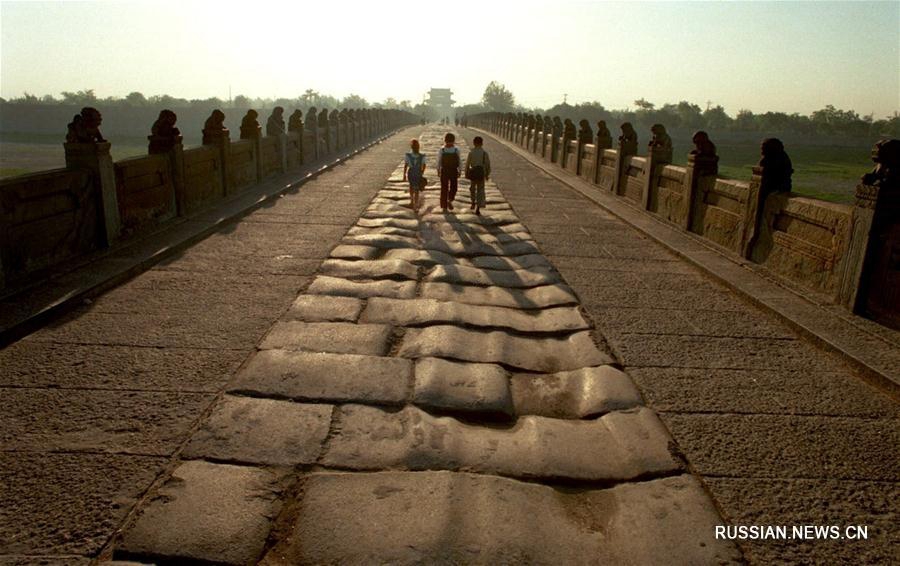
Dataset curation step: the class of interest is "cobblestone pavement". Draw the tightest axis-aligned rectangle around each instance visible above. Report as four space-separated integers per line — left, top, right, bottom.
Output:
465 129 900 566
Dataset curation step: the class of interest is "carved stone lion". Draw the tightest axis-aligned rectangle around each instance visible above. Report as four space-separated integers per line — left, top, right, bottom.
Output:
202 110 227 145
287 110 304 132
649 123 673 162
239 110 261 140
578 119 593 144
148 109 181 153
759 137 793 195
66 107 106 143
618 122 638 154
862 138 900 188
266 106 285 136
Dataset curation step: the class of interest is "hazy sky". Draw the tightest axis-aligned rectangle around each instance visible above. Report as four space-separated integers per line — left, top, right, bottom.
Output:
1 0 898 117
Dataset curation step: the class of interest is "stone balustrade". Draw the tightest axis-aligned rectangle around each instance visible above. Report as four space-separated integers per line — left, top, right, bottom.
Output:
0 107 419 291
469 112 899 329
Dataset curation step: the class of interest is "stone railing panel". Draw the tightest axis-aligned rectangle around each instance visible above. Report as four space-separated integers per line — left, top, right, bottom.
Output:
229 139 257 193
596 149 618 191
622 156 646 204
286 132 303 169
581 144 596 182
260 136 280 178
564 140 579 174
750 195 853 296
689 178 751 253
114 154 176 237
182 146 224 215
649 165 688 224
0 168 101 282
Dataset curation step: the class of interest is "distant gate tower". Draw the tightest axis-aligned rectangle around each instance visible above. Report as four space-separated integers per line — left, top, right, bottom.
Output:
426 88 455 121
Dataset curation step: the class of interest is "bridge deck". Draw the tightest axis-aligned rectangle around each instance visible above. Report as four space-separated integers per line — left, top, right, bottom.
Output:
1 126 897 565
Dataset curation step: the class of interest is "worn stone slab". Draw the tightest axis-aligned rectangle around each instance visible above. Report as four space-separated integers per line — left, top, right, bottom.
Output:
322 404 677 480
118 461 284 565
413 358 513 415
307 276 416 299
320 258 418 280
469 253 551 270
425 264 560 288
421 221 531 236
341 233 420 250
266 471 741 565
420 282 578 309
346 225 418 239
260 321 392 356
183 396 331 466
422 230 534 246
421 211 520 226
423 238 539 257
400 326 610 372
284 295 363 322
511 366 643 418
360 209 418 220
381 247 460 267
229 350 410 405
356 217 420 230
328 244 379 260
362 297 590 333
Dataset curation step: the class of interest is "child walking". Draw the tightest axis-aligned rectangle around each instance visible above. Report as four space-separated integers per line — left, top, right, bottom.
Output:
436 132 461 212
464 136 491 215
403 139 426 210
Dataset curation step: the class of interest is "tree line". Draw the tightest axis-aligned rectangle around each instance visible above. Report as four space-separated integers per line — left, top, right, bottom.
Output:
459 81 900 139
0 89 427 114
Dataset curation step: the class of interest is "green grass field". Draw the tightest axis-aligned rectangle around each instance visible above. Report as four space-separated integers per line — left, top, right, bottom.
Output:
1 133 871 203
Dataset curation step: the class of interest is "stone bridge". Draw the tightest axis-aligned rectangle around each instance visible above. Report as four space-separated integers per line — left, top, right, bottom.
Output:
0 116 898 565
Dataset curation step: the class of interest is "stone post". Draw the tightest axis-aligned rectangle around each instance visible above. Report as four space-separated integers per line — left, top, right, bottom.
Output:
149 134 186 216
643 144 673 210
839 139 899 316
306 108 319 161
592 122 613 185
65 142 119 246
550 117 563 164
683 157 718 231
239 123 262 183
612 123 638 196
742 167 766 259
202 120 231 195
560 119 575 170
744 138 793 259
575 120 593 177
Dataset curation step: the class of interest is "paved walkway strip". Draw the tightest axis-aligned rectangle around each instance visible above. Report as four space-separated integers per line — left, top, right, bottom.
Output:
113 127 741 564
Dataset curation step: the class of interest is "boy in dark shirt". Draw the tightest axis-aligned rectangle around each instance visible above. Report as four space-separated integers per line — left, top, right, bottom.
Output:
436 132 461 212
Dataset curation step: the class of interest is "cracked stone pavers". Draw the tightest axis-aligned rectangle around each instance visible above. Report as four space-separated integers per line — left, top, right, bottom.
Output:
183 396 331 466
362 297 589 333
283 294 363 322
307 275 416 299
229 350 411 405
322 404 678 480
260 321 392 356
320 258 419 280
399 325 612 372
420 281 578 308
425 264 560 288
264 471 741 565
